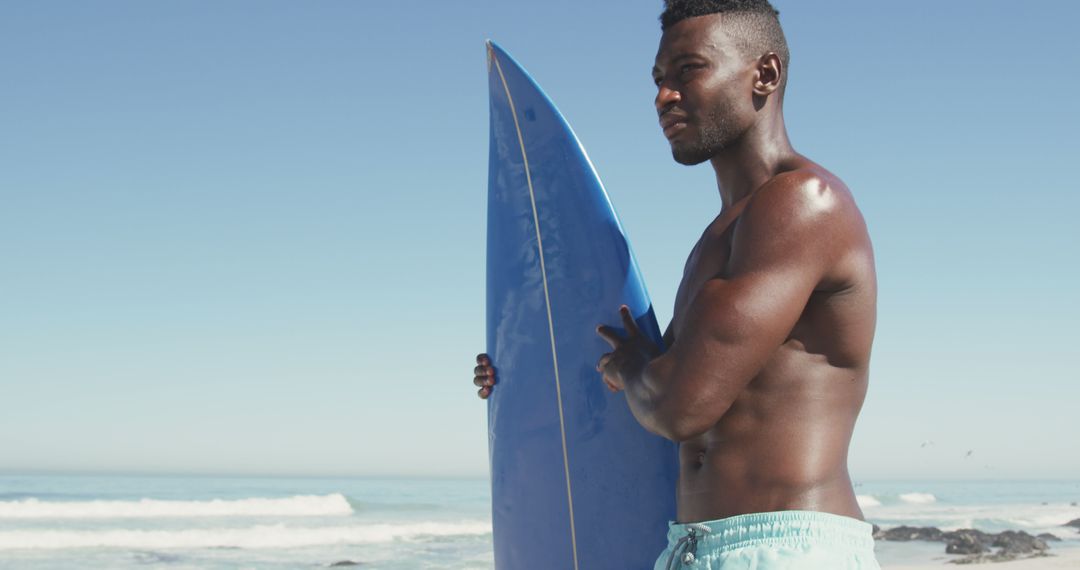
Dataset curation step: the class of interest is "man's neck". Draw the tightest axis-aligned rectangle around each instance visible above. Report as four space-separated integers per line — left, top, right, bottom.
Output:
708 111 798 211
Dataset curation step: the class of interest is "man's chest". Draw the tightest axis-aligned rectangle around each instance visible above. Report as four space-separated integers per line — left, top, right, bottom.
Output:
671 209 744 333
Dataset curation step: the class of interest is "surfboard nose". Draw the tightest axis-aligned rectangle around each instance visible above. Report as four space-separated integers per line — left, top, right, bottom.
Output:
485 40 514 75
485 40 496 72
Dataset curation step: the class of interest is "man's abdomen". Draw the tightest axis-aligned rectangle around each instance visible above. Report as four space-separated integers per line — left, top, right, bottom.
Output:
674 351 868 523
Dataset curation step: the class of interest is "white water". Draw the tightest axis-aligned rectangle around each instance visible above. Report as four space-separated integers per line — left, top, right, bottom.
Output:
0 494 352 519
0 476 1076 569
0 520 492 550
898 492 937 505
855 482 1080 537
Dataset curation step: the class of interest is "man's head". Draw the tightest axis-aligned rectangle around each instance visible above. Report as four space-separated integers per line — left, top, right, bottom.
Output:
653 0 790 165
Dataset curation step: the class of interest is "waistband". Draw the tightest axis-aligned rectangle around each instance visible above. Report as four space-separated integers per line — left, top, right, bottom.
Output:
666 510 876 553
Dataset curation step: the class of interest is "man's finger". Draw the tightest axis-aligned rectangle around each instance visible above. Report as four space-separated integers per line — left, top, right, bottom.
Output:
476 354 490 365
474 375 495 388
474 365 494 376
596 352 612 372
478 387 490 399
619 305 639 337
596 325 623 347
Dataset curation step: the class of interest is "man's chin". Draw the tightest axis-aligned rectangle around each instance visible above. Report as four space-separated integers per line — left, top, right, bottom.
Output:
670 144 712 166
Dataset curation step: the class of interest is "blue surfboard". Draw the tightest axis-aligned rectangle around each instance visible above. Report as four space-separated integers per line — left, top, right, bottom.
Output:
485 41 680 570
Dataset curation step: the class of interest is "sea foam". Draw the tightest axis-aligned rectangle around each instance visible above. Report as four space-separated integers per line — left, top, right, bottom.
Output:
0 494 353 519
856 495 882 508
898 493 937 504
865 501 1080 537
0 521 492 550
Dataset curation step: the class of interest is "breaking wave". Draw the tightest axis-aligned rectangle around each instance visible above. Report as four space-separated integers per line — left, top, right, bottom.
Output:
0 521 492 550
0 494 353 519
899 493 937 504
857 495 882 508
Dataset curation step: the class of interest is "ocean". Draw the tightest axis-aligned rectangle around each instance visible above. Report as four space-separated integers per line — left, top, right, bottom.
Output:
0 475 1077 569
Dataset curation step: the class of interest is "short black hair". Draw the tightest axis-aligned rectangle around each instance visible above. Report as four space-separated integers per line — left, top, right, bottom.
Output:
659 0 790 70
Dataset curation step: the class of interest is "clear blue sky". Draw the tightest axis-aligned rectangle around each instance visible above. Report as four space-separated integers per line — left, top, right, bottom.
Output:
1 1 1076 479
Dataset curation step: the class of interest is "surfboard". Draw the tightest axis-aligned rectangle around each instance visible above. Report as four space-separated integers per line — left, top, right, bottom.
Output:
485 41 680 570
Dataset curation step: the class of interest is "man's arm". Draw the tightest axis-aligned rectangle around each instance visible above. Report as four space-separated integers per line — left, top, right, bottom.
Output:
621 171 848 441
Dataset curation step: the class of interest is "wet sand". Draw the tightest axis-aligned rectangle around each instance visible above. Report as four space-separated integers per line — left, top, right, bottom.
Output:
884 548 1080 569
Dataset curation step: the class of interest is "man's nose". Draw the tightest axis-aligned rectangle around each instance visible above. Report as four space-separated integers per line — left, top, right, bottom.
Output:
655 85 681 113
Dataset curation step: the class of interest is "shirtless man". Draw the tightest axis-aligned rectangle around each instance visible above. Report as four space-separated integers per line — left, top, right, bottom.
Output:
473 1 880 568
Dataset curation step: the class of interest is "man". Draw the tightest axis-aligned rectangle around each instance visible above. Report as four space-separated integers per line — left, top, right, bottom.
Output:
474 1 880 568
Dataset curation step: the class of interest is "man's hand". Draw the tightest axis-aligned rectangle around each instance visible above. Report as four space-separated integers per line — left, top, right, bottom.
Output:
596 305 660 393
473 353 497 399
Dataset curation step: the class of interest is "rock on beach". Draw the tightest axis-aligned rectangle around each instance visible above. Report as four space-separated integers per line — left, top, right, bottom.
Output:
876 525 1053 565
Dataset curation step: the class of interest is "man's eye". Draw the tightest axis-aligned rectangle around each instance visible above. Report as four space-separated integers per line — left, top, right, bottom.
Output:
681 64 700 74
653 76 663 87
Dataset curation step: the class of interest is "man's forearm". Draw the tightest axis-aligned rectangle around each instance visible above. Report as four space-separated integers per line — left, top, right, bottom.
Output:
622 355 684 441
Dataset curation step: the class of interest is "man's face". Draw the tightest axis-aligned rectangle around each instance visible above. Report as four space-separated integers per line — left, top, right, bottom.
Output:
652 15 759 165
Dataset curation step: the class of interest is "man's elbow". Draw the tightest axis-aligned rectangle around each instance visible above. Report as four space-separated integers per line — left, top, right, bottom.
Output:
631 362 733 442
647 404 723 443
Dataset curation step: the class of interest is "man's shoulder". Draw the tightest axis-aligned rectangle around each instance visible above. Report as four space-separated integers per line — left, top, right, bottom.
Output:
738 165 855 238
748 165 854 223
731 165 868 268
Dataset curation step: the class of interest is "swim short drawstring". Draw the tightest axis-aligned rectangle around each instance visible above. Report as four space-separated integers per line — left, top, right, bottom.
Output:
665 524 713 569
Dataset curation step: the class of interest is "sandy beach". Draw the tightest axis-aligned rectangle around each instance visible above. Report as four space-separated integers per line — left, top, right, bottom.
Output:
884 549 1080 569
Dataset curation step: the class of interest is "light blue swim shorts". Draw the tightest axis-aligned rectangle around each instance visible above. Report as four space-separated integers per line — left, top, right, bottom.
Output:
654 510 881 570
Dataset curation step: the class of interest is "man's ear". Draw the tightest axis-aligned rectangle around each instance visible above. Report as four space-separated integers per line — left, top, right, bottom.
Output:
753 53 783 96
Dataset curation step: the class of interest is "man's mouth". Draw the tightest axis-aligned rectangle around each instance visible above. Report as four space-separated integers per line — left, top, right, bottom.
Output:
659 113 689 139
